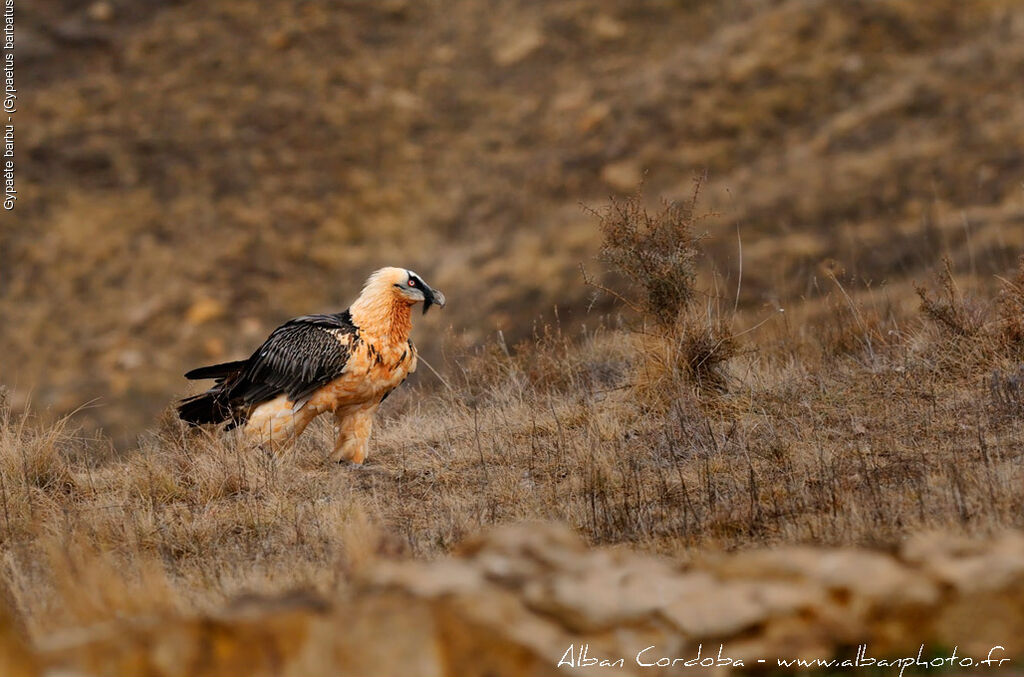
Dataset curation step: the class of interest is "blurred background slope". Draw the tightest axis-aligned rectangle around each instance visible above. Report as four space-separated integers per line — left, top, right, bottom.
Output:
4 0 1024 441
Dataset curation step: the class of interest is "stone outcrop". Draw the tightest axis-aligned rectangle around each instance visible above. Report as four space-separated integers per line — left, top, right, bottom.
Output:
24 524 1024 676
0 589 39 677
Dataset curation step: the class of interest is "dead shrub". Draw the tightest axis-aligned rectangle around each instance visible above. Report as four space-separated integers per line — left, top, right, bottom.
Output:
675 314 738 393
592 184 704 330
587 178 737 398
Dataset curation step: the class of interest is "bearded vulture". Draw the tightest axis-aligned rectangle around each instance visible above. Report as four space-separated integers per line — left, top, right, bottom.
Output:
177 267 446 464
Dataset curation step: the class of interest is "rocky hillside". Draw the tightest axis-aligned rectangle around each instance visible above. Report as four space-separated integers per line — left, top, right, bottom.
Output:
6 0 1024 439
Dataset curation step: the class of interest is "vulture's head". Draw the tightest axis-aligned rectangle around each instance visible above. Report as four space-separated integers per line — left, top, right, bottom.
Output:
366 267 447 315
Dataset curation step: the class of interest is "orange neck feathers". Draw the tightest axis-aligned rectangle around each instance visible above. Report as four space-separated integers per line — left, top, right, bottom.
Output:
350 295 412 345
349 273 413 346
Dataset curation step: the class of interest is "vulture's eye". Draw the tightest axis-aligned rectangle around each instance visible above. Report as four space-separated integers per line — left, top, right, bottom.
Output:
408 279 417 287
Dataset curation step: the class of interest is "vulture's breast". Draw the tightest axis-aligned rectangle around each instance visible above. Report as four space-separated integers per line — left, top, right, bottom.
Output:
308 339 415 411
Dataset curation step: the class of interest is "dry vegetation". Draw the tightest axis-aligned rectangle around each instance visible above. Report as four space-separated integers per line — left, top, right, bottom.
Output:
3 187 1024 642
2 0 1024 663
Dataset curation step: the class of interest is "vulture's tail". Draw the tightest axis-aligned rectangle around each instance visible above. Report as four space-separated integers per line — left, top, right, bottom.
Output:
177 359 248 426
184 359 248 381
177 392 234 426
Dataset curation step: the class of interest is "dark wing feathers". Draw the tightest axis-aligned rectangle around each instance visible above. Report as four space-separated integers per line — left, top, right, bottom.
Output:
177 311 357 426
235 326 344 403
184 359 249 381
233 312 356 404
285 313 357 329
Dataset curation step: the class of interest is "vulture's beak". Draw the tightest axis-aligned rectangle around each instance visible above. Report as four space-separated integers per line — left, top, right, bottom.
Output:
423 286 446 315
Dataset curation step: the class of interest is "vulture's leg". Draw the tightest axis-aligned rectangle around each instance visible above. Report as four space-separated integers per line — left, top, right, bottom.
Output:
332 404 377 464
245 395 317 450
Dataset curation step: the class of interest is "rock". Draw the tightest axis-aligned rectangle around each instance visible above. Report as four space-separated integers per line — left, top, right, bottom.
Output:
601 160 642 192
185 297 225 326
0 594 40 677
51 18 112 47
389 89 424 113
578 102 611 133
266 30 293 51
552 85 591 113
492 26 544 66
202 336 226 359
591 14 626 40
115 349 144 370
15 28 57 63
30 524 1024 676
87 2 115 22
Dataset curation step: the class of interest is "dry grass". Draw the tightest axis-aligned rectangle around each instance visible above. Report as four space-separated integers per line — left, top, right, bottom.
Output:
3 197 1024 640
916 257 986 338
0 394 375 637
996 256 1024 358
